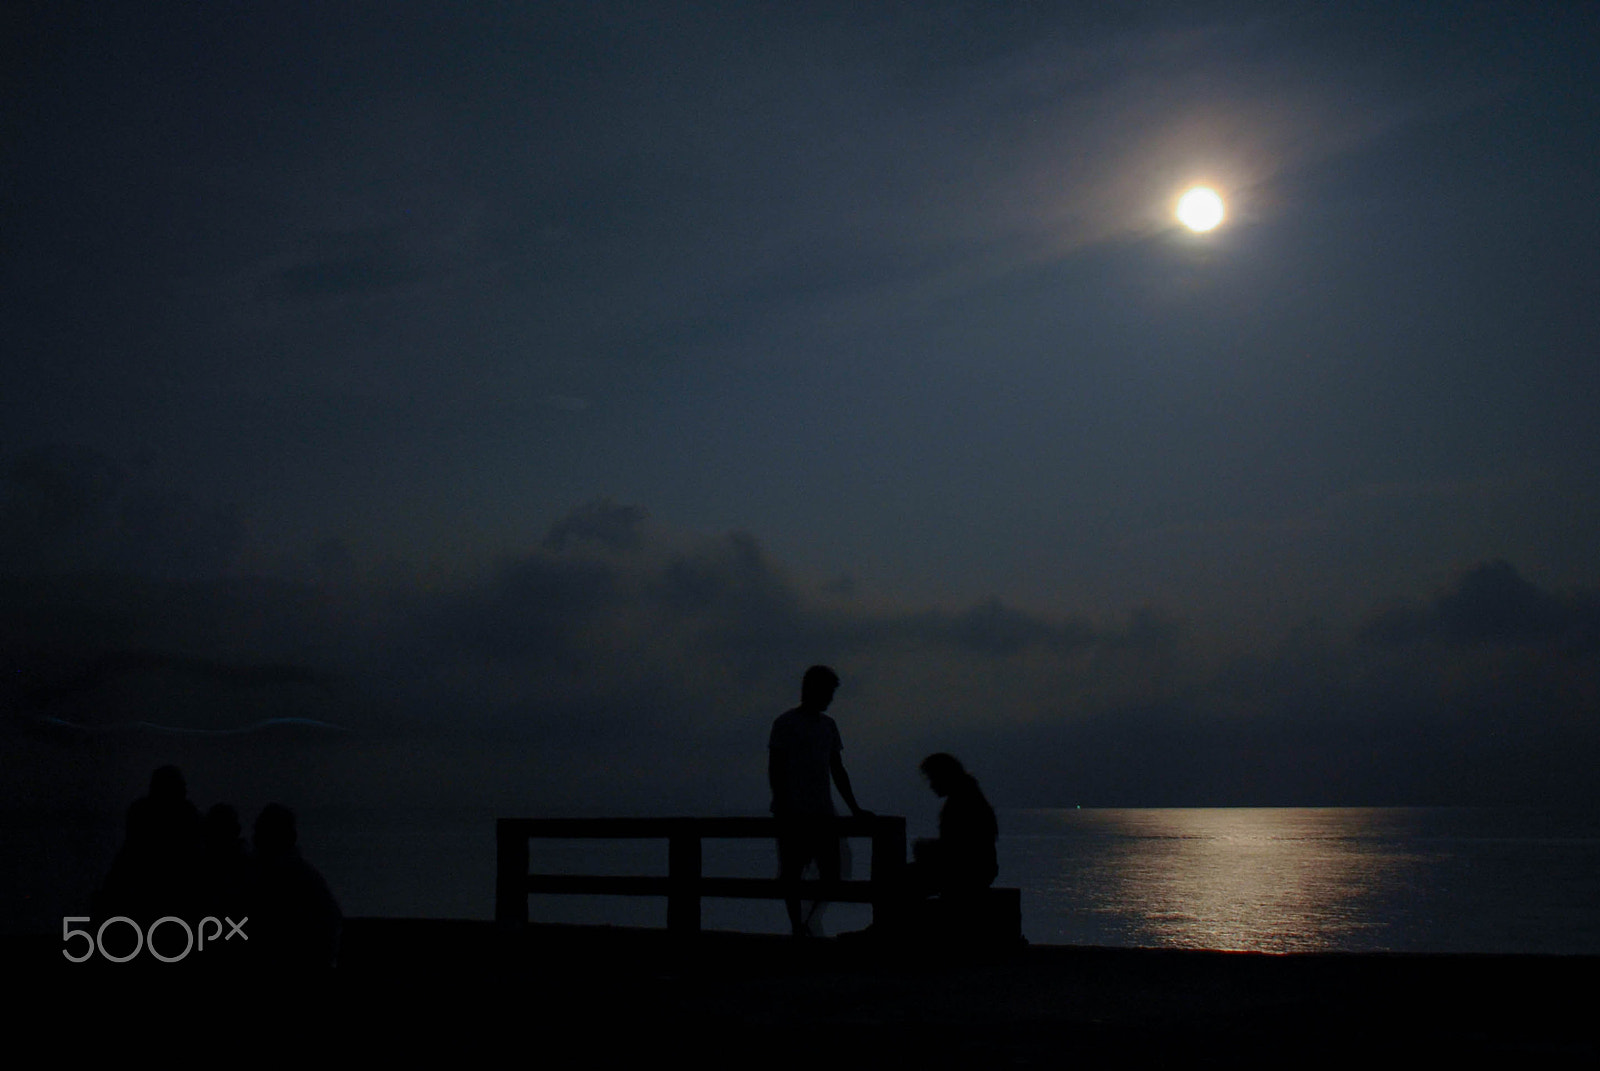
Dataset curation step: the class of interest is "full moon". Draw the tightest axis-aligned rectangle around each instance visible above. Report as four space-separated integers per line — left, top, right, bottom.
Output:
1176 187 1225 232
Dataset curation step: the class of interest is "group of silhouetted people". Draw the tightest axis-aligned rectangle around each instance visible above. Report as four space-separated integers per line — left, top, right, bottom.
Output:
99 666 993 959
769 665 999 938
95 766 341 967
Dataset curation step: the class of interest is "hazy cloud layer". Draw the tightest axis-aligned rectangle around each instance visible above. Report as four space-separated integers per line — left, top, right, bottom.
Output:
1 445 244 579
6 487 1597 822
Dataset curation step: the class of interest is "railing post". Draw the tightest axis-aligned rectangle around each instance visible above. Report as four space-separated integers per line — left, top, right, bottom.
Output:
497 819 530 924
667 820 702 935
869 815 907 928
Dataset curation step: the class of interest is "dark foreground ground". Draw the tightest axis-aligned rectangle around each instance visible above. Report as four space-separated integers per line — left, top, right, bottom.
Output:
15 921 1598 1065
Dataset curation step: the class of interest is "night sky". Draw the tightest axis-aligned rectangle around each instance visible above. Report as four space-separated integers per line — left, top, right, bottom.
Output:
5 2 1600 923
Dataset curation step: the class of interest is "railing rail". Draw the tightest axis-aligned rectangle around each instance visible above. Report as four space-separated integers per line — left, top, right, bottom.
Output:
496 815 908 933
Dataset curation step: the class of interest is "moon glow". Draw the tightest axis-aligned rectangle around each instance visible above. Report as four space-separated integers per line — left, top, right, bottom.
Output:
1177 187 1226 232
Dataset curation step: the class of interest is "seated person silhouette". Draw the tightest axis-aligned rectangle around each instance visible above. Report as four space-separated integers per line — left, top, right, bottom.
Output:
249 803 342 968
199 804 252 914
95 765 202 923
194 803 253 967
910 753 998 900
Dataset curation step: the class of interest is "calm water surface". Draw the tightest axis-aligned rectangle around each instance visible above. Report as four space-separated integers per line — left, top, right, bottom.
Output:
1007 807 1600 954
306 806 1600 952
17 806 1599 952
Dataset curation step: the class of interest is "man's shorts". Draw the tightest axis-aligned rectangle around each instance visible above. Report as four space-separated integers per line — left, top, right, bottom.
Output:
776 817 841 879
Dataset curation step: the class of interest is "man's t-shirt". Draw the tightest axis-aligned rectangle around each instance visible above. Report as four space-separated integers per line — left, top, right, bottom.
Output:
768 708 842 817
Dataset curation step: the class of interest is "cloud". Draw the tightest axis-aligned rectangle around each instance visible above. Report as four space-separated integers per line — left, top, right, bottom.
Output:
5 489 1598 823
1362 560 1600 650
0 445 244 579
540 498 644 554
913 597 1098 658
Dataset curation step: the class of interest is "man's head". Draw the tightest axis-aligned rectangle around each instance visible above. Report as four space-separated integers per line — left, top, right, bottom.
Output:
800 665 840 712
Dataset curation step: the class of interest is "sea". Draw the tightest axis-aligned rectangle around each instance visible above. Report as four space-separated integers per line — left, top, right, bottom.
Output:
334 805 1600 954
998 807 1600 954
12 807 1600 953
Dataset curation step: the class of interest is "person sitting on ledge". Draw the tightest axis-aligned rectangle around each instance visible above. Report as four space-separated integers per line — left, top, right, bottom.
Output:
250 803 342 968
911 753 998 899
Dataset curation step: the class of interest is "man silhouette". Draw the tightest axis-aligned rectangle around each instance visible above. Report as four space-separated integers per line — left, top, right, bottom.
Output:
768 665 871 936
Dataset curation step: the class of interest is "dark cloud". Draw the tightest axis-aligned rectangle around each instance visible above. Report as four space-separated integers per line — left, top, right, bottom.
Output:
1362 560 1600 651
7 479 1597 820
917 597 1097 657
20 650 330 705
0 445 242 578
437 554 620 666
1 570 351 735
541 498 646 554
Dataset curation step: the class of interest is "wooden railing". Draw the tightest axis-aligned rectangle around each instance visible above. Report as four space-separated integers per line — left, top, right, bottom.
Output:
496 815 908 933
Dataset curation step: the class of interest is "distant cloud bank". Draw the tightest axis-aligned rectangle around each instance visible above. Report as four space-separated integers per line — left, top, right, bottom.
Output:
4 468 1597 815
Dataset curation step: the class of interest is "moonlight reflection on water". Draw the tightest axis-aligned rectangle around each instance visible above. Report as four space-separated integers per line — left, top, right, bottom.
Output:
1091 809 1401 951
1007 807 1600 954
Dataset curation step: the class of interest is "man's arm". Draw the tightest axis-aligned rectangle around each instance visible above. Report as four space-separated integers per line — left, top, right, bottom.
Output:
768 748 784 815
829 751 872 818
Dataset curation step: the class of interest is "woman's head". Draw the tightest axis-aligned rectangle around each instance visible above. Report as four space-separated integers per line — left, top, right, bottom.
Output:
919 752 970 797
